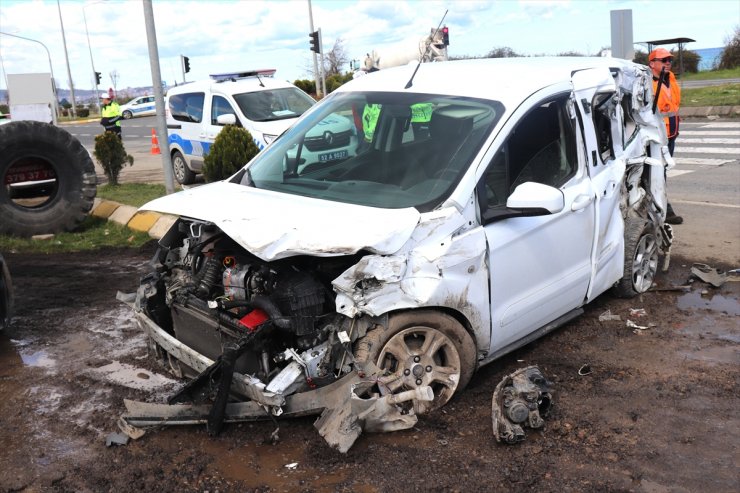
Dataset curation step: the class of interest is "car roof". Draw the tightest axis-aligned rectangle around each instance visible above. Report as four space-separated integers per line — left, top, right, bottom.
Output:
166 76 298 96
338 57 637 106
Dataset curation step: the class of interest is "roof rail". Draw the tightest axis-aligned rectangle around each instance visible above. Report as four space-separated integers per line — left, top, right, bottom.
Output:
209 69 276 82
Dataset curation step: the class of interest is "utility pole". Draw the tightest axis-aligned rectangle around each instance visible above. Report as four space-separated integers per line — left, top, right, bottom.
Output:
307 0 321 98
143 0 175 194
57 0 77 118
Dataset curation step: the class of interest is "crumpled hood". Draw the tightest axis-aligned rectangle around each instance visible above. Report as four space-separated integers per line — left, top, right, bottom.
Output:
140 181 421 261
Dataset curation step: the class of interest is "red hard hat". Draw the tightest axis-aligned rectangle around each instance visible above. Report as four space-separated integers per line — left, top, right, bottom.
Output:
649 47 672 61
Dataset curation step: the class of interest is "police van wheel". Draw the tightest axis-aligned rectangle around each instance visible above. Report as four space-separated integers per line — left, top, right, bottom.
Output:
122 110 133 120
0 121 96 237
172 151 196 185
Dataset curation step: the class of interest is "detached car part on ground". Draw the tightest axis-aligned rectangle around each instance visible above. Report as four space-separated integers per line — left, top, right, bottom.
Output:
0 253 12 331
0 121 97 237
123 58 674 451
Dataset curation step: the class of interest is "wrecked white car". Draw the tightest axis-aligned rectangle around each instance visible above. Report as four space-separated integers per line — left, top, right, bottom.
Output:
125 57 673 451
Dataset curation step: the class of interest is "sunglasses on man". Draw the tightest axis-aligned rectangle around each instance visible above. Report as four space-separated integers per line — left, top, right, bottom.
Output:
653 57 673 63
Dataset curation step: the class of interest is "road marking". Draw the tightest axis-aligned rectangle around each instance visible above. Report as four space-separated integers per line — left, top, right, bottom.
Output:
667 169 694 177
678 138 740 145
680 131 740 136
673 200 740 209
694 122 740 129
673 157 734 166
675 146 740 154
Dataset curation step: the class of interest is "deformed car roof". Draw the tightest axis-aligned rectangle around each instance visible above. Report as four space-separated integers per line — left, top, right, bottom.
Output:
337 56 636 107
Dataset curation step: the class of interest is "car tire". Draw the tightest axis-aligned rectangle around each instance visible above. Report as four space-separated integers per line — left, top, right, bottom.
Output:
614 218 659 298
354 310 477 415
122 110 133 120
0 121 97 237
172 150 196 185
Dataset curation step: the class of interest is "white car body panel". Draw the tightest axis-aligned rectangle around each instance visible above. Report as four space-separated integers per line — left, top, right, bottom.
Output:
141 181 421 261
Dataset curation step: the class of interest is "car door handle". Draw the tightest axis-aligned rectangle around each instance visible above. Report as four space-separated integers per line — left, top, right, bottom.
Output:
571 194 593 211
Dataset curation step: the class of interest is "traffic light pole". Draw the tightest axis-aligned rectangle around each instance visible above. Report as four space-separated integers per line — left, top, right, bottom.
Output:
143 0 176 195
307 0 321 98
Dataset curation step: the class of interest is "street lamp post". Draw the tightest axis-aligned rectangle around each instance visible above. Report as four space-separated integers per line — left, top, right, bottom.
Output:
83 1 103 114
0 31 60 119
57 0 77 118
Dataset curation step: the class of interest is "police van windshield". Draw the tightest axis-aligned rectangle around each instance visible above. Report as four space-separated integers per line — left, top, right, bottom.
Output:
234 87 315 122
239 91 504 212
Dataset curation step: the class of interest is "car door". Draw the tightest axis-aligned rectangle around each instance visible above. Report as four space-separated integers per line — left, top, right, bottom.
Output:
203 95 238 149
571 68 626 301
480 92 596 353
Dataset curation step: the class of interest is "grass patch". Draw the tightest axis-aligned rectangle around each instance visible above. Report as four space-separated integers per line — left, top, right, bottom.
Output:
681 67 740 81
0 216 153 254
682 83 740 107
97 183 170 207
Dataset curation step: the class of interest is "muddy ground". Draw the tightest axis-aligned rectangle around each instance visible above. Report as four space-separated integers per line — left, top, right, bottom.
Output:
0 244 737 493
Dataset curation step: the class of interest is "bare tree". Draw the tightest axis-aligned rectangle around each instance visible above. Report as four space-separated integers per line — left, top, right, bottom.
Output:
323 38 350 77
109 70 119 95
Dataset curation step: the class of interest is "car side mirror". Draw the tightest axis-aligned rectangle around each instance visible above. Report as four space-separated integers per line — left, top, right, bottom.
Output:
216 113 237 125
506 182 565 213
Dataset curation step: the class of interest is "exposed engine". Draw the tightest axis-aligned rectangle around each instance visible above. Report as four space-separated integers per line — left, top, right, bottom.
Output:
137 218 368 395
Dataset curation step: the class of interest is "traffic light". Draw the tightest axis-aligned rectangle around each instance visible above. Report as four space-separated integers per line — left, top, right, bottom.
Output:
442 26 449 46
309 30 319 54
95 71 102 85
182 55 191 73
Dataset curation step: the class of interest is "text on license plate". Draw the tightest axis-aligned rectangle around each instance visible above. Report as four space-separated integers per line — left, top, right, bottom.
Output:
319 150 349 162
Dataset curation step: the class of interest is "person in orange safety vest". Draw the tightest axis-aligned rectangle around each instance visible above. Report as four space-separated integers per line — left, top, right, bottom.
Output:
649 47 683 225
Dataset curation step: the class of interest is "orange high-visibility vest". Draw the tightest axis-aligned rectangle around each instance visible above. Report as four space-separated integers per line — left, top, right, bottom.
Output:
652 71 681 138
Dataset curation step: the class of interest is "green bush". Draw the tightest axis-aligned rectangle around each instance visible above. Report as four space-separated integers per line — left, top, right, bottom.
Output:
294 79 316 95
718 26 740 70
75 105 90 118
93 131 134 186
326 72 354 94
0 104 9 114
202 125 259 183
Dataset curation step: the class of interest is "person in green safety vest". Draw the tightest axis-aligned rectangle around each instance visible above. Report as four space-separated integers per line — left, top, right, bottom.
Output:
100 93 123 139
362 103 381 143
410 102 433 138
362 102 433 144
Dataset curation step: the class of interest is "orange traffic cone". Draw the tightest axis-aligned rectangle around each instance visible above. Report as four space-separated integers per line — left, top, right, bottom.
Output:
150 128 161 155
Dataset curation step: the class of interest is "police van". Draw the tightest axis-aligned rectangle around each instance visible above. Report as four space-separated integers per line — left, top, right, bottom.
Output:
165 69 357 184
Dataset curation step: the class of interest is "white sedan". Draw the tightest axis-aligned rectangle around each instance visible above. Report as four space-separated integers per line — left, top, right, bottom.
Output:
120 95 155 119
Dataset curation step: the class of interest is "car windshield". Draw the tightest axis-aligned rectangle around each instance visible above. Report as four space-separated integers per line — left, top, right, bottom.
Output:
234 87 315 122
238 91 503 211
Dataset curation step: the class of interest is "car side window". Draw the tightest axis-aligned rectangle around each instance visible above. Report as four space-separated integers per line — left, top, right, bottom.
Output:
592 92 616 163
211 96 238 126
480 94 577 210
169 92 204 123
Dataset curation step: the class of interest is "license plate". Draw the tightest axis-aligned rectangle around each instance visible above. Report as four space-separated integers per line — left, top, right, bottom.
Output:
4 164 56 185
318 150 348 162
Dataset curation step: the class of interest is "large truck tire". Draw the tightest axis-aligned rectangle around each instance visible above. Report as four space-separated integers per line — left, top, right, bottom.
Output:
0 121 97 237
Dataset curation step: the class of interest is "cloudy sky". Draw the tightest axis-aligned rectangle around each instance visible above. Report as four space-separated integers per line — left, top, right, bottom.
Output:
1 0 737 96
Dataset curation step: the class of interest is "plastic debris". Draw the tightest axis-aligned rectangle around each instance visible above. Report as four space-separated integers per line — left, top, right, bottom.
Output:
626 320 649 330
578 364 592 376
690 263 730 288
105 432 130 447
629 308 647 318
284 462 298 470
599 310 621 322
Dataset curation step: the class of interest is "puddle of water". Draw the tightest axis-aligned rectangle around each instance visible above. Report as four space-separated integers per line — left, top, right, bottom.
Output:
678 345 739 365
87 361 178 392
201 438 353 491
676 291 740 316
20 350 56 368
